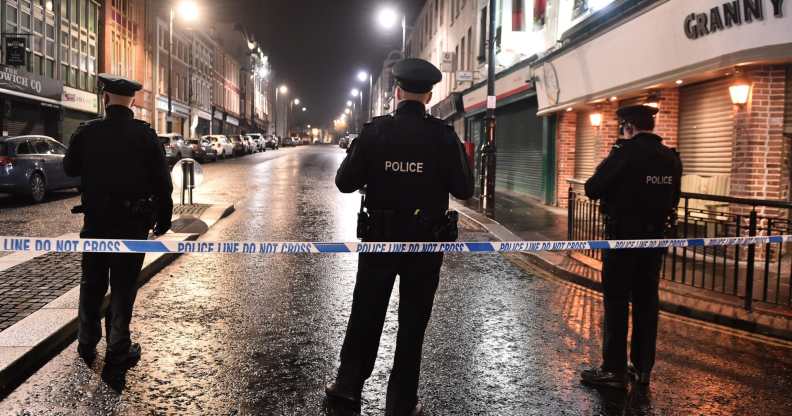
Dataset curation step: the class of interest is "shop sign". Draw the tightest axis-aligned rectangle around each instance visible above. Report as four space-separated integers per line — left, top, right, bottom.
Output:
4 37 26 66
430 93 463 120
684 0 785 40
457 71 474 83
0 65 62 101
62 86 98 113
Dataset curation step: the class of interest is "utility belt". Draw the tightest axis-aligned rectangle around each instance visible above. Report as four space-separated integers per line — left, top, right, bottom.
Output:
603 213 673 240
357 206 459 242
72 195 157 224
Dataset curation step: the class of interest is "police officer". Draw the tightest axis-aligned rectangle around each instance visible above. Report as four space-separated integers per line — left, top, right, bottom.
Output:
64 74 173 372
326 59 474 415
581 105 682 389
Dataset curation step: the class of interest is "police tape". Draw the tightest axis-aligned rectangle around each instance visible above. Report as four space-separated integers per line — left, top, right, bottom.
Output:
2 235 792 255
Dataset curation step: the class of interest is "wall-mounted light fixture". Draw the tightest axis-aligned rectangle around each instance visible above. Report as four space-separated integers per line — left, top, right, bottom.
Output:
589 112 603 127
729 70 751 106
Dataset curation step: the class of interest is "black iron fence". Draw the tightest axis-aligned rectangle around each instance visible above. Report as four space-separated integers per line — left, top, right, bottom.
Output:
567 180 792 311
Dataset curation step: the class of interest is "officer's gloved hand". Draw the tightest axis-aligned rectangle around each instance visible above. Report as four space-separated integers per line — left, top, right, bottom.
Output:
153 219 171 236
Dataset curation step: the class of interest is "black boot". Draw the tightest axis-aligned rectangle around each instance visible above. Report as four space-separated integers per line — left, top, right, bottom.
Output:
581 367 627 389
77 343 97 365
106 343 142 369
627 363 651 385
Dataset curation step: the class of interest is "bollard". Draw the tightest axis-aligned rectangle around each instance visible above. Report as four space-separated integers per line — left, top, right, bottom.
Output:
181 159 195 205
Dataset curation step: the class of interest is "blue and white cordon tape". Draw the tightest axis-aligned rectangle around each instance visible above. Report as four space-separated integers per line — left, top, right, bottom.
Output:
2 235 791 255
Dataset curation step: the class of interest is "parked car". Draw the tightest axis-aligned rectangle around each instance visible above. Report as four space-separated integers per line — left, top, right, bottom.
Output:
228 135 246 156
280 136 294 147
301 137 310 145
202 135 234 159
241 135 255 154
158 133 193 164
338 137 348 149
246 133 266 152
291 136 302 146
0 136 81 203
265 135 279 150
188 138 218 162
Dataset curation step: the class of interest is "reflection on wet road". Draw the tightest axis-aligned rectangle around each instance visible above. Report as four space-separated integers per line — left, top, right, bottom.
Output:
1 146 790 415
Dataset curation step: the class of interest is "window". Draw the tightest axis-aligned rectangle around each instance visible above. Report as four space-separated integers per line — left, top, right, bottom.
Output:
6 4 18 34
440 0 444 26
460 36 466 71
33 139 53 155
534 0 547 29
478 6 487 62
467 27 473 70
16 141 34 155
512 0 525 31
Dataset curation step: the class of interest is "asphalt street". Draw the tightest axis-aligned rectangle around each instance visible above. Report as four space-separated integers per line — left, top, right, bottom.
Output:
1 146 790 415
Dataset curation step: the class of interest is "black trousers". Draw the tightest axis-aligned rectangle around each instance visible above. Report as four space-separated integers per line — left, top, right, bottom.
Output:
336 252 443 415
78 222 148 356
601 248 664 375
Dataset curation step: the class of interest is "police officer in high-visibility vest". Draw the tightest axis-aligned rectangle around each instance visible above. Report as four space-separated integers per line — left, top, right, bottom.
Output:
581 105 682 389
64 74 173 374
326 58 474 415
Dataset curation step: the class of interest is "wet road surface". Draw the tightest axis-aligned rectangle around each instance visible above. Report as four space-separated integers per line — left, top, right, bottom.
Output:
1 146 791 415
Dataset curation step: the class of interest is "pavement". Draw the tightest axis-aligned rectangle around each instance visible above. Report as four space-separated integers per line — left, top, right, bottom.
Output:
455 191 792 340
0 146 790 415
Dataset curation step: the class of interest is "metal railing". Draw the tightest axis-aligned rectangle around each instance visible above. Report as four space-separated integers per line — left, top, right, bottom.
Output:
567 180 792 311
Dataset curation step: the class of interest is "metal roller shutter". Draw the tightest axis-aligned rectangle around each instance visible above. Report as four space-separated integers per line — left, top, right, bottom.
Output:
494 97 545 199
574 111 598 180
785 66 792 136
678 77 735 176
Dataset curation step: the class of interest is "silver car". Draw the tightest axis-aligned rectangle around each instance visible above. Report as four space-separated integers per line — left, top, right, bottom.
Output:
0 135 81 203
158 133 194 164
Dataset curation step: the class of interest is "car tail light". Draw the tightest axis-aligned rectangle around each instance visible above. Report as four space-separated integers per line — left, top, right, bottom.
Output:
0 156 14 167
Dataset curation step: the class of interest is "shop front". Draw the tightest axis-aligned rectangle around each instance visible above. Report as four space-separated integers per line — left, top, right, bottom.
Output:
461 61 555 204
534 0 792 205
0 66 63 141
61 86 100 145
193 108 212 138
156 97 190 136
225 115 240 135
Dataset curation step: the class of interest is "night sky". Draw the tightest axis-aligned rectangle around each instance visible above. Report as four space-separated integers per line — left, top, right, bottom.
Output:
211 0 426 128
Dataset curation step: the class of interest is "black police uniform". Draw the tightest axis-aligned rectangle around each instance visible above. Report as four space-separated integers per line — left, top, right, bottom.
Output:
64 74 173 366
329 59 474 415
583 106 682 386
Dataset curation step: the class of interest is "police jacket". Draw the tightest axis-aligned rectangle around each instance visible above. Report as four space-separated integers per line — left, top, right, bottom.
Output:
64 105 173 224
584 133 682 235
336 100 474 211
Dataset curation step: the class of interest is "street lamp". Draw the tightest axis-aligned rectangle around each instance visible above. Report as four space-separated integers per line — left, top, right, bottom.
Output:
275 84 288 138
345 108 351 115
167 1 200 134
376 6 407 55
356 70 373 120
302 107 307 112
346 100 353 107
294 98 301 105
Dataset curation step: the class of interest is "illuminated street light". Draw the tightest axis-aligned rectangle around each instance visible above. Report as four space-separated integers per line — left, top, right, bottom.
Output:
350 88 360 97
346 100 353 107
279 85 288 94
176 0 200 23
345 108 351 115
294 98 301 105
377 7 399 29
357 71 369 82
302 107 307 112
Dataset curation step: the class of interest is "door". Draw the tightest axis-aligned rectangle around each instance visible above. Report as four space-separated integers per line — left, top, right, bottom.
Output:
494 97 545 199
31 138 65 189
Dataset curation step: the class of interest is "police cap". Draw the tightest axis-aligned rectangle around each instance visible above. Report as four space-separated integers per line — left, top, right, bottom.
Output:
98 73 142 97
392 59 442 94
616 104 659 124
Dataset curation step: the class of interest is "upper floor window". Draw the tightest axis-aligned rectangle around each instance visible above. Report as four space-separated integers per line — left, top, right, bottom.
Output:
512 0 525 32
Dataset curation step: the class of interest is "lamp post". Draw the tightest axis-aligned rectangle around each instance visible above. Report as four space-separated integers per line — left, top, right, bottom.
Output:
377 7 407 56
479 0 497 217
357 70 373 122
275 85 287 138
167 1 199 134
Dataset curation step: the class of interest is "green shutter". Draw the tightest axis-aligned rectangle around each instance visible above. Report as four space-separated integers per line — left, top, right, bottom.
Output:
494 97 545 199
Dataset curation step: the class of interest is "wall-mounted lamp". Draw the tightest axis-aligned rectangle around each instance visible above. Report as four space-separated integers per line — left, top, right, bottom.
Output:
729 72 751 105
589 112 603 127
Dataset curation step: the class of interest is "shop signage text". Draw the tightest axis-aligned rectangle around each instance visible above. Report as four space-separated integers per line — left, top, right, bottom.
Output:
62 86 98 113
4 37 26 66
0 65 63 100
684 0 785 40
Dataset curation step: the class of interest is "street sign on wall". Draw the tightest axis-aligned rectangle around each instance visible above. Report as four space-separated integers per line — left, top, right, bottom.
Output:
4 37 26 67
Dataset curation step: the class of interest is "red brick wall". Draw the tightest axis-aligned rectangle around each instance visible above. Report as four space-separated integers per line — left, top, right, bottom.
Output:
655 89 679 149
556 111 578 207
596 102 620 160
731 65 789 204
